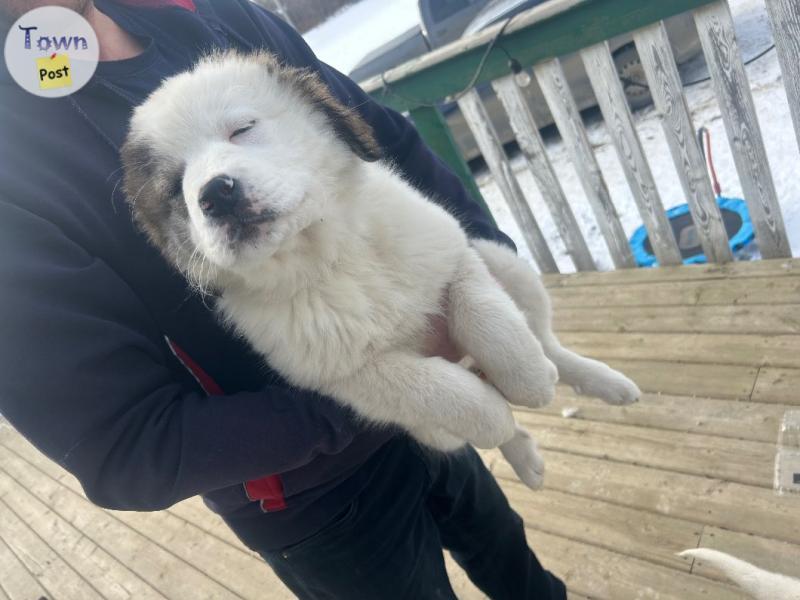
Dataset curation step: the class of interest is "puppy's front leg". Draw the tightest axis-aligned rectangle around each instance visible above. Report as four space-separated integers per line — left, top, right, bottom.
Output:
330 352 516 451
413 427 466 453
500 426 545 490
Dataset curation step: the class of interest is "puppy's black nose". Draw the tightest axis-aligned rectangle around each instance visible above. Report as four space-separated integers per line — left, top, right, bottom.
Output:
199 175 239 218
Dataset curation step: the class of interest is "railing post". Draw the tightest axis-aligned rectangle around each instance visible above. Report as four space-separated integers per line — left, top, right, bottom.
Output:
534 58 637 269
634 21 734 263
581 42 683 267
407 105 495 224
458 89 559 273
694 1 791 259
765 0 800 154
492 75 597 272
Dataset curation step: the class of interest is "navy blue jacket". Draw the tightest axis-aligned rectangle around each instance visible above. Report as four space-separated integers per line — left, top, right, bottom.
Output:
0 0 511 550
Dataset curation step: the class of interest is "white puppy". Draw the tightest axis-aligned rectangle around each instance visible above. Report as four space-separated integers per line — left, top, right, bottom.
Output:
122 51 640 489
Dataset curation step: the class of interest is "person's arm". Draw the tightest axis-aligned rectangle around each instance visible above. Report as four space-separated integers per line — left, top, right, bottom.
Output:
241 3 516 250
0 200 360 511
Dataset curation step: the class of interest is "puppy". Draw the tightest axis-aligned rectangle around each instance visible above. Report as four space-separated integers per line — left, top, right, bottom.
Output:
122 51 640 489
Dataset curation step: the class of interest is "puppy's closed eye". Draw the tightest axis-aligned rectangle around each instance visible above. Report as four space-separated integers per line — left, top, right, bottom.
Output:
230 120 257 140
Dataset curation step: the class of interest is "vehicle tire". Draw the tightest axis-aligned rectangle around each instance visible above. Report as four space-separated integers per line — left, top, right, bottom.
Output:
613 43 653 110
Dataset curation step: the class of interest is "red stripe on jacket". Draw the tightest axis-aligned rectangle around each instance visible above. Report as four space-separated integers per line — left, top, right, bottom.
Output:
166 337 287 512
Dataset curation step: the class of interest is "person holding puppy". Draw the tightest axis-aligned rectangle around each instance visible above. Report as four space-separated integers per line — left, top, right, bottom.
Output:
0 1 566 598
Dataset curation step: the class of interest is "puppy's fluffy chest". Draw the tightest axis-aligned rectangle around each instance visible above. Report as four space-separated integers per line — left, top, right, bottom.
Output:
217 166 468 389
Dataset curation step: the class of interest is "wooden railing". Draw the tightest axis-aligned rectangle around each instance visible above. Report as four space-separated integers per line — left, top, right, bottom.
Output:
360 0 797 273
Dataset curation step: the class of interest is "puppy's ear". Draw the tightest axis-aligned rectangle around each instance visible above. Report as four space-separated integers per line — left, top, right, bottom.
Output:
266 57 383 162
300 76 383 162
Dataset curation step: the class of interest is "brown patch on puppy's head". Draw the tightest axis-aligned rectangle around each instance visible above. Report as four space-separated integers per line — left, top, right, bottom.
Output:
120 136 190 270
254 51 383 163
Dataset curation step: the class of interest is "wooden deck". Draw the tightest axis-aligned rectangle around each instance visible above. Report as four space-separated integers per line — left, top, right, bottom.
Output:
2 258 799 599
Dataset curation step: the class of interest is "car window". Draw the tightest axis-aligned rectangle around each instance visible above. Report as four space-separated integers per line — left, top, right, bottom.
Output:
430 0 472 22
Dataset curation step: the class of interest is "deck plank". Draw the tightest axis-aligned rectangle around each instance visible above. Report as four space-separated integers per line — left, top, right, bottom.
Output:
553 303 800 335
167 497 247 549
513 413 775 487
601 359 758 399
548 276 800 308
0 536 49 600
537 388 787 443
0 444 242 600
0 469 165 600
542 257 800 288
525 528 745 600
751 367 800 404
101 506 284 600
484 449 800 545
502 482 701 570
693 526 800 582
0 495 102 600
0 436 290 600
1 431 245 555
558 331 800 369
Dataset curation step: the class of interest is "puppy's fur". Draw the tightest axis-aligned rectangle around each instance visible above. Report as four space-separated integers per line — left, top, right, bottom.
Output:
122 51 640 489
680 549 800 599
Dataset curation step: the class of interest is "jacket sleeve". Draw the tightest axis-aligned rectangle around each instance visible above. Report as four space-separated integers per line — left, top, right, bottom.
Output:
0 200 360 510
244 3 516 250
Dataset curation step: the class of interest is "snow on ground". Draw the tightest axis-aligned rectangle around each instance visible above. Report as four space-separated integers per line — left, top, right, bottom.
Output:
305 0 798 273
303 0 419 76
477 0 800 272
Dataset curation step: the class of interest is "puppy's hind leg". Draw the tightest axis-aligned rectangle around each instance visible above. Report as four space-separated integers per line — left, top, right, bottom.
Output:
448 248 558 409
473 239 641 406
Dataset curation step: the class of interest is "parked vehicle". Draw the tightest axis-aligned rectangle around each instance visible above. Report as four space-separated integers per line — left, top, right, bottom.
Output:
351 0 704 160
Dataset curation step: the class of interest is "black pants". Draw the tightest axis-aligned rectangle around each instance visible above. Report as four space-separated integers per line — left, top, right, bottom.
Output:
262 437 566 599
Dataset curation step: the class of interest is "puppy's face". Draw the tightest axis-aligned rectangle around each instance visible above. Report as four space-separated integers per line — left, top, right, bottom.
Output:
121 51 381 286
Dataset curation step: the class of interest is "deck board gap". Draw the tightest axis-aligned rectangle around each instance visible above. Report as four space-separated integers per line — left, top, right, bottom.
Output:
748 366 762 401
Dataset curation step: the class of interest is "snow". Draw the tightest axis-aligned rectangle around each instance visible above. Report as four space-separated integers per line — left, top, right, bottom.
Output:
302 0 420 76
304 0 799 272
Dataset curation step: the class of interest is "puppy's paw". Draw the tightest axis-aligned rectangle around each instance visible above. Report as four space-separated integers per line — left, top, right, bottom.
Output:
536 358 559 406
570 362 641 406
500 426 545 490
502 357 559 409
